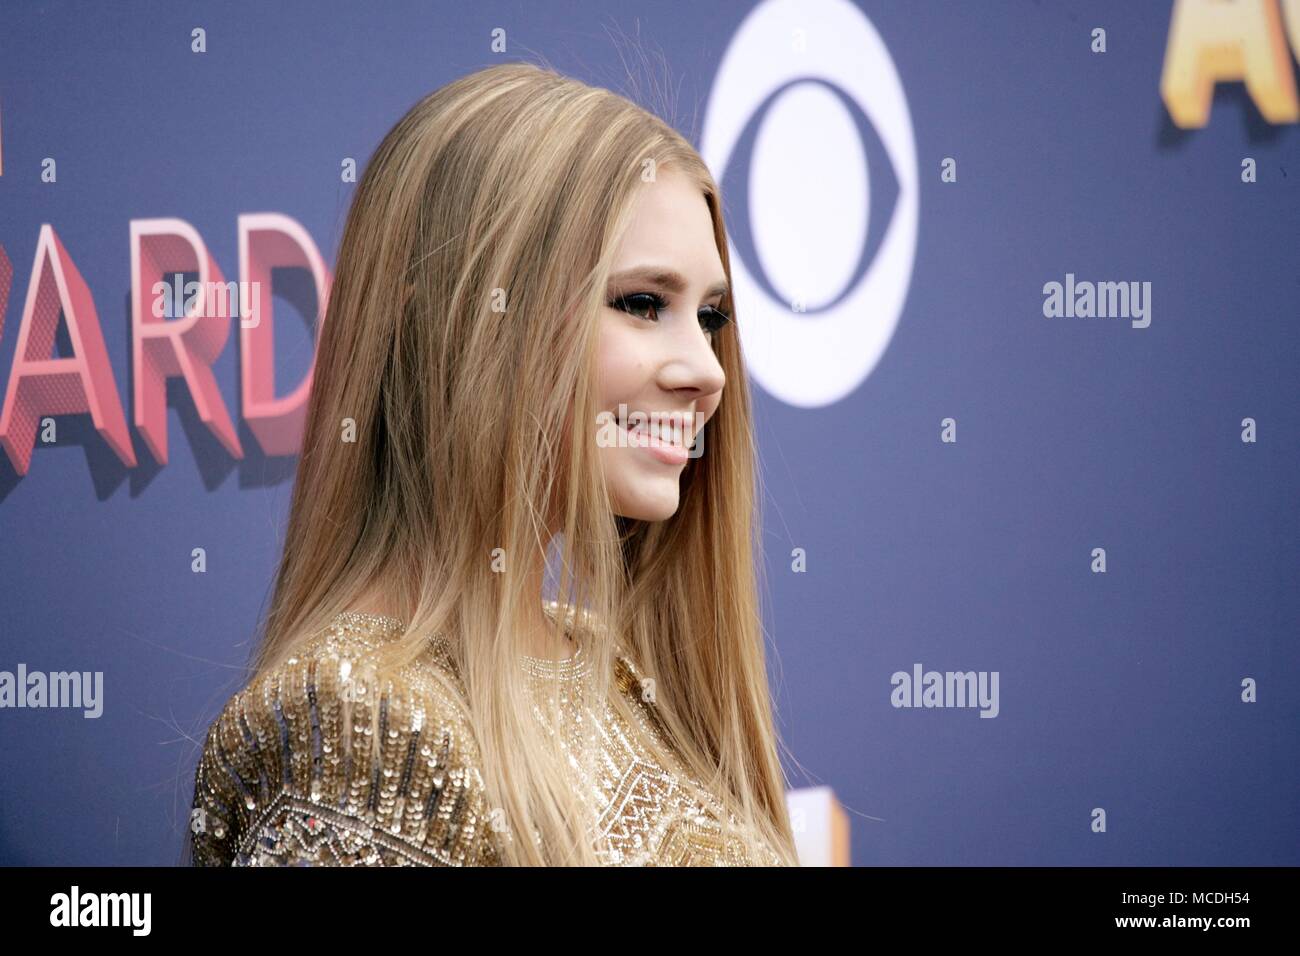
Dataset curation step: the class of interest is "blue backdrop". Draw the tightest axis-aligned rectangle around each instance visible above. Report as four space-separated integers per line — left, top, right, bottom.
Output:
1 0 1296 866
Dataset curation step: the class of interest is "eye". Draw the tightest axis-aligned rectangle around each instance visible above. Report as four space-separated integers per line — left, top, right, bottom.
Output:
608 292 667 322
698 305 731 335
608 291 731 337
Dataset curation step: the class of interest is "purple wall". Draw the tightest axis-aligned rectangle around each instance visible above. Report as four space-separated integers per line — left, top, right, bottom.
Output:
1 0 1296 865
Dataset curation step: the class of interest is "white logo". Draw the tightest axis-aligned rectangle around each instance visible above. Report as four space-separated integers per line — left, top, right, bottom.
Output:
701 0 918 407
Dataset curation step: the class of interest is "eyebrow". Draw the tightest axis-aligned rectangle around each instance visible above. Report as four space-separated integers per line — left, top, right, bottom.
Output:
607 266 729 301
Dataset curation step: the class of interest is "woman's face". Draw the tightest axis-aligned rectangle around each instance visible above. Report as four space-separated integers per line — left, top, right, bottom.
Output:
594 166 729 521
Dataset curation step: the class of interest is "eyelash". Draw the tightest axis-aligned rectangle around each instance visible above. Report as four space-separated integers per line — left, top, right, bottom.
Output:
608 292 732 335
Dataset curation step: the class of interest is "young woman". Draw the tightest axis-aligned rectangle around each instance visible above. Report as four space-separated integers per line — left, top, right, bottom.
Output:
187 61 798 866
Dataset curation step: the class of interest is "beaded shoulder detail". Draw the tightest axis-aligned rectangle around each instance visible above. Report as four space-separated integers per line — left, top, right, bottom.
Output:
190 605 790 867
188 612 499 866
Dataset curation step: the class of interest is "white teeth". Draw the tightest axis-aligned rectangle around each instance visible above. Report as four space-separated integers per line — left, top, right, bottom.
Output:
621 416 690 447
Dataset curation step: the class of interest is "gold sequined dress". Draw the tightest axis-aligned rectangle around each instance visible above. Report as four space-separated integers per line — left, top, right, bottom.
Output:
188 602 785 866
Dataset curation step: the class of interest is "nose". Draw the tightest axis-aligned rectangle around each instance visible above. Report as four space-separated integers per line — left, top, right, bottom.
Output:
656 321 726 400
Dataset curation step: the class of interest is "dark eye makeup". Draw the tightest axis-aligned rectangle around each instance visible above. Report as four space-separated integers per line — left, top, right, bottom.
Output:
607 291 731 335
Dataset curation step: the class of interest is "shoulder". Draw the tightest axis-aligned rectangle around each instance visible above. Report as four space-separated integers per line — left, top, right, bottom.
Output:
189 611 500 866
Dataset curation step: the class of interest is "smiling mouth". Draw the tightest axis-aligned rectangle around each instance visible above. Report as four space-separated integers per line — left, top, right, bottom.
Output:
616 411 696 449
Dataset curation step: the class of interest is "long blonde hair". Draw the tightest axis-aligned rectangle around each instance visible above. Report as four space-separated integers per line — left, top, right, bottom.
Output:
250 61 798 866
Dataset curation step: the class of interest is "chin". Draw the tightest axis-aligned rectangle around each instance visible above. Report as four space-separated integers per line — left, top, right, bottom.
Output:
613 484 682 521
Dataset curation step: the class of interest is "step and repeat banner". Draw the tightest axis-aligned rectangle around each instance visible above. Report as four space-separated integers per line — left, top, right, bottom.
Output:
0 0 1296 866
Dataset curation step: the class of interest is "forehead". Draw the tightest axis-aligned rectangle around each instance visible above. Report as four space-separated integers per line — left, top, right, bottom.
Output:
610 168 723 276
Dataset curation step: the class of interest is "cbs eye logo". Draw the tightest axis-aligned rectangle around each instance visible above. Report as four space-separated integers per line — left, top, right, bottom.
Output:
701 0 918 409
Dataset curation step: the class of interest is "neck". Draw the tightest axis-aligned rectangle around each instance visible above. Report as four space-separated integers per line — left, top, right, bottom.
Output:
521 537 578 662
351 535 579 662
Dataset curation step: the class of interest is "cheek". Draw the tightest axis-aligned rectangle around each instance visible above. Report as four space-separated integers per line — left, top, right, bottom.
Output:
594 322 647 405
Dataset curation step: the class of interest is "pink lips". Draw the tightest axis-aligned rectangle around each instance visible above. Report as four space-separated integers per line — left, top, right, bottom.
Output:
621 415 691 466
634 432 689 465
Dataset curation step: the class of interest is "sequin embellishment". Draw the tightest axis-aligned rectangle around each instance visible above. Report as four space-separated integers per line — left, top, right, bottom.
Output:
189 604 784 866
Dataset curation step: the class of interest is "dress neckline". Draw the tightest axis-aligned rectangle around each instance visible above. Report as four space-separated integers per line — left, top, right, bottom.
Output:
334 600 591 681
